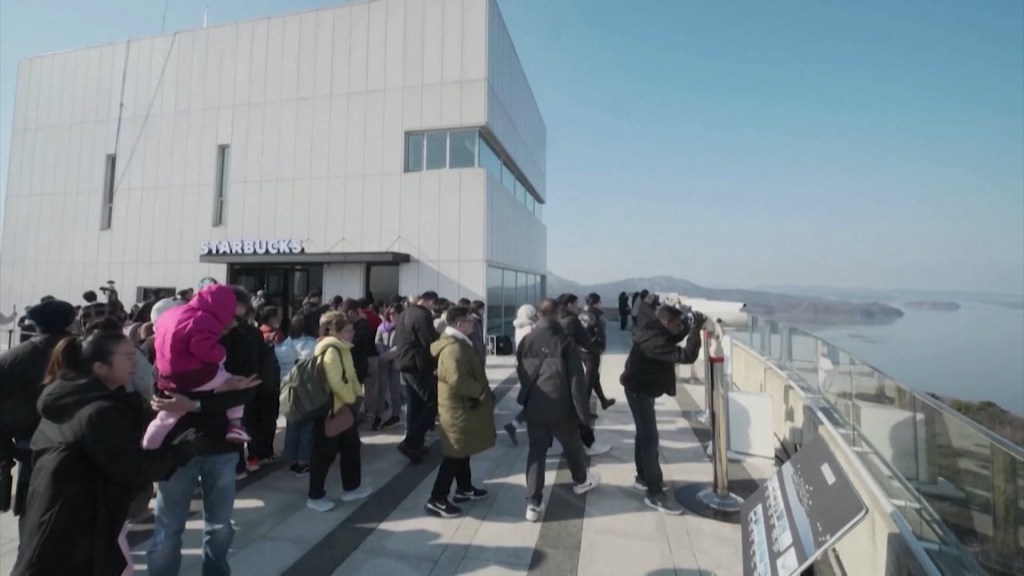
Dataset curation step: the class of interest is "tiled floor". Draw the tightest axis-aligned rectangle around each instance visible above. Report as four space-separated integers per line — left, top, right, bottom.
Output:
2 329 766 576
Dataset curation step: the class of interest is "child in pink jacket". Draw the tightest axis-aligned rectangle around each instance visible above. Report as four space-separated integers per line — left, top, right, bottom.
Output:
143 284 250 449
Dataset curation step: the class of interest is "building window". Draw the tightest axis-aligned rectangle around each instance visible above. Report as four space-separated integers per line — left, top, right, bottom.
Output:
403 128 544 222
213 145 230 227
405 133 424 172
100 154 116 230
366 264 400 303
448 130 478 168
486 265 546 337
425 132 447 170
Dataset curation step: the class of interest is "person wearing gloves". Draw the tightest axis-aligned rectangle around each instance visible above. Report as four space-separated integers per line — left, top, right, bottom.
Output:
306 312 372 512
620 305 705 515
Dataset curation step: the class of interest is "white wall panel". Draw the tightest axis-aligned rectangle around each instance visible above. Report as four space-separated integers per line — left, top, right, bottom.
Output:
422 0 444 85
174 34 193 113
382 89 404 174
380 174 402 249
402 0 424 86
346 93 365 175
281 15 301 101
234 22 253 106
362 175 382 249
298 12 317 99
459 170 485 260
278 100 298 180
438 170 460 259
313 11 334 97
442 0 463 83
419 172 441 261
261 101 281 181
217 25 238 108
363 91 385 175
331 9 352 95
294 99 314 179
311 97 331 179
348 4 369 94
421 84 441 127
367 1 387 91
343 176 364 250
441 82 461 126
265 18 284 103
204 27 224 110
385 0 406 89
328 95 349 177
189 30 208 111
249 20 268 104
402 86 423 130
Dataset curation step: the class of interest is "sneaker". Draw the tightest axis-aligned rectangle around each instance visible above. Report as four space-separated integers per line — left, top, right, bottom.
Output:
424 498 462 518
307 497 336 512
584 443 611 457
226 424 251 444
525 502 543 522
452 487 489 503
573 472 601 495
370 417 382 431
381 415 401 429
245 457 261 472
644 491 684 515
601 398 617 410
235 470 248 481
504 422 518 445
398 442 424 464
340 486 373 502
290 463 311 477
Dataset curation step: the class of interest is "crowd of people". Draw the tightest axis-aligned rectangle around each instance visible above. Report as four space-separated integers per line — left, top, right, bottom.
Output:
0 277 706 575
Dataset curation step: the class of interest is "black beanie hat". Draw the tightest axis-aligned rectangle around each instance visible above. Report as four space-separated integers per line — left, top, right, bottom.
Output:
27 300 77 334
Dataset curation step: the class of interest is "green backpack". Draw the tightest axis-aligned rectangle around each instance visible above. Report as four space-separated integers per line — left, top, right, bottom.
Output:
279 345 338 422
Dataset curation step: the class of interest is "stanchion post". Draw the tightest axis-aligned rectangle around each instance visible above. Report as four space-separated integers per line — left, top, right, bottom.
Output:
697 324 744 513
697 330 713 424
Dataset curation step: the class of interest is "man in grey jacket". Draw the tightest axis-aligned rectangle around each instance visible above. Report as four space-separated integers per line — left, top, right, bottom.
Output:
516 299 600 523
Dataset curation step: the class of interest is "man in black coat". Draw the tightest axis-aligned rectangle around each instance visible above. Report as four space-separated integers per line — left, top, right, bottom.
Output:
0 299 76 533
394 291 439 463
558 294 612 456
620 305 704 515
517 299 600 522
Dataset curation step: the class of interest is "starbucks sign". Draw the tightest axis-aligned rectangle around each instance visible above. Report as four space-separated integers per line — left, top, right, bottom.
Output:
199 239 305 256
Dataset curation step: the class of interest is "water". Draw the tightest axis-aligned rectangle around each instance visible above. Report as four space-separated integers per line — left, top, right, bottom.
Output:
796 302 1024 416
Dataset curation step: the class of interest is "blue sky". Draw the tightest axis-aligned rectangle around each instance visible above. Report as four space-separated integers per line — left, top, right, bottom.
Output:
1 0 1022 293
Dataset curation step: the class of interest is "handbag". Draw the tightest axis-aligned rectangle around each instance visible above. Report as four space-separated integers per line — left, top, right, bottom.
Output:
323 348 355 438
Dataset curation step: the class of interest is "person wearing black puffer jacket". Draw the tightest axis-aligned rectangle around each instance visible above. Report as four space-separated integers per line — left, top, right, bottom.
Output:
14 330 199 576
620 305 704 516
0 299 76 535
393 291 439 463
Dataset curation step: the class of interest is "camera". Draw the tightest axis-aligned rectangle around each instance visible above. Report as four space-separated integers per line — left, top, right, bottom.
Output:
658 293 748 330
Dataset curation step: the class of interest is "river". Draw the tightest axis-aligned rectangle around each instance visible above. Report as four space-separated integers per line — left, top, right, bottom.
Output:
795 302 1024 416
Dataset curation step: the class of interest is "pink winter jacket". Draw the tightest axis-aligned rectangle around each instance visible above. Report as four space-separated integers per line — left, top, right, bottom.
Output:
153 285 236 391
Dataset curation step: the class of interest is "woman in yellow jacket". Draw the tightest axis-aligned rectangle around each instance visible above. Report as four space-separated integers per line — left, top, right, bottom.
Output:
307 312 372 512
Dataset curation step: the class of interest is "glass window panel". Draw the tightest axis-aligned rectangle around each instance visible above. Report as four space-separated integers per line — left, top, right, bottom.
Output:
516 271 527 312
503 269 516 336
448 130 477 168
425 132 447 170
405 133 424 172
367 265 400 303
526 194 535 215
515 177 527 204
487 266 503 336
479 136 502 179
502 163 515 191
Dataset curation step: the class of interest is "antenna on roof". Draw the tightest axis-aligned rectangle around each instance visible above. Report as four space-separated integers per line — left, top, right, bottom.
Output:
160 0 170 33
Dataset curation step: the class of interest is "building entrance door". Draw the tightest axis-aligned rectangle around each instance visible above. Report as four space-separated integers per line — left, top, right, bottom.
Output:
229 264 324 319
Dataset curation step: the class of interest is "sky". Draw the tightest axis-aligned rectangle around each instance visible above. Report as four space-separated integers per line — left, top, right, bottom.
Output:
1 0 1022 294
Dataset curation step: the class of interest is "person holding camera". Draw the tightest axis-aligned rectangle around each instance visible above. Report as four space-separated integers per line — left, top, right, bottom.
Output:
620 305 705 515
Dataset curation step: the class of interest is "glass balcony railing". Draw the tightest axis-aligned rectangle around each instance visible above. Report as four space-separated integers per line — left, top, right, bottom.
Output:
731 317 1023 576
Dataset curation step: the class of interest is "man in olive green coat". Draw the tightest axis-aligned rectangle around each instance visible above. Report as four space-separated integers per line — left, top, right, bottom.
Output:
424 306 496 518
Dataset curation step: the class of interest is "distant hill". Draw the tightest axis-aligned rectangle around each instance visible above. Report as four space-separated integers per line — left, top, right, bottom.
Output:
548 273 904 322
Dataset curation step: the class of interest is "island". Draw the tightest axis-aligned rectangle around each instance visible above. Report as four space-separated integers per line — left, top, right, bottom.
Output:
905 301 961 311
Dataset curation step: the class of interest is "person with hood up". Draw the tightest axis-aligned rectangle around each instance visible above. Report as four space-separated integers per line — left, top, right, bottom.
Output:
0 299 77 534
503 304 538 445
143 284 248 449
424 306 495 518
306 312 371 512
12 329 200 576
620 305 705 515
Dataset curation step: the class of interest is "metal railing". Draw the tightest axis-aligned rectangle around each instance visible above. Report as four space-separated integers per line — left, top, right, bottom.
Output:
730 317 1023 576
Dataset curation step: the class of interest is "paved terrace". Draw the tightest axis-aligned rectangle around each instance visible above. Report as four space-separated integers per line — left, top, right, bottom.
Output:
2 329 773 576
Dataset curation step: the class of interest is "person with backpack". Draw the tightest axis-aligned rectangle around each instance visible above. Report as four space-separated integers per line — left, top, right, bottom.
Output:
516 299 600 523
0 300 77 535
394 292 440 464
306 312 371 512
579 293 615 411
277 315 318 475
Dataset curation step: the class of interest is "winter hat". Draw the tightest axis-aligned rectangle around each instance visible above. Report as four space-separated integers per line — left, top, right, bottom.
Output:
27 300 76 334
150 297 185 325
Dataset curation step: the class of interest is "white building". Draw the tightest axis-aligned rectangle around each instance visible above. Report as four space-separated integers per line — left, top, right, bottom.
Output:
0 0 546 335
